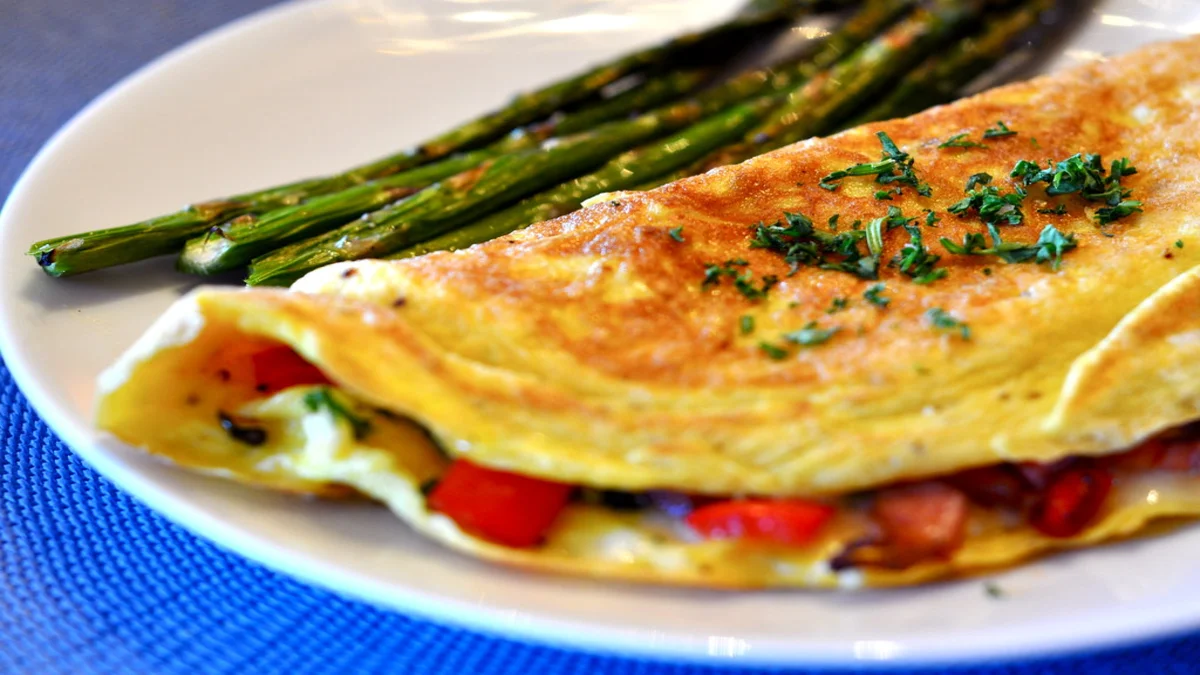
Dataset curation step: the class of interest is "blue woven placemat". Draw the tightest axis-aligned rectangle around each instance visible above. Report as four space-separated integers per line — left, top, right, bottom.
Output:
2 2 1198 673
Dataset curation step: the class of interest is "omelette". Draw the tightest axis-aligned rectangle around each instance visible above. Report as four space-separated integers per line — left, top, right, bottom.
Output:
97 35 1200 588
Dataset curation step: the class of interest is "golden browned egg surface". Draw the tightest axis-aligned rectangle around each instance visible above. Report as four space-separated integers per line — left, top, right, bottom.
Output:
96 35 1200 587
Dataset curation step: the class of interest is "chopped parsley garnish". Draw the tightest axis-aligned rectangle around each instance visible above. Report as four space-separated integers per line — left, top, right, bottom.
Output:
828 214 840 231
303 387 372 439
1176 240 1185 249
1095 200 1144 226
826 297 849 314
875 188 901 200
925 210 941 227
893 225 946 284
926 308 970 340
982 121 1016 138
938 133 987 149
668 226 685 242
702 260 778 301
864 283 890 308
749 211 877 280
965 172 993 192
940 224 1078 271
1037 204 1068 215
984 581 1006 599
819 132 931 197
783 321 840 347
740 315 755 335
948 174 1025 227
1011 153 1141 225
759 341 788 360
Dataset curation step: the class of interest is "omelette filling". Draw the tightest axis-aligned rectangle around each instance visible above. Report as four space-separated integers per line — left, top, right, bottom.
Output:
207 344 1200 572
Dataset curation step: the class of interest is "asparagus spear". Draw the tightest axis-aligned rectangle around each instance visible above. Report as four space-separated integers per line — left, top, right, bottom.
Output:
245 105 715 286
186 5 882 277
846 0 1051 126
385 0 914 260
28 5 808 278
388 97 780 260
551 70 711 136
695 0 987 172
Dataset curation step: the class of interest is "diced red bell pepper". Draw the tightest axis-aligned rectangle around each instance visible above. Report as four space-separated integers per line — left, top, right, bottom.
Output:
250 345 331 394
427 460 573 548
686 499 835 545
1030 466 1113 538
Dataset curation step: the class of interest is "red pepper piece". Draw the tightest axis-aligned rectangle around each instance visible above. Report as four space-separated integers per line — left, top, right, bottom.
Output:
1031 467 1113 538
250 345 331 394
686 499 835 545
427 460 573 548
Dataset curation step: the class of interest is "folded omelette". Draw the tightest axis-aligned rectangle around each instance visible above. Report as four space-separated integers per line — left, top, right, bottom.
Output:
97 35 1200 588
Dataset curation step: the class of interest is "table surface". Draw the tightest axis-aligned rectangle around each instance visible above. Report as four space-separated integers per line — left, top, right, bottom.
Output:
1 1 1197 673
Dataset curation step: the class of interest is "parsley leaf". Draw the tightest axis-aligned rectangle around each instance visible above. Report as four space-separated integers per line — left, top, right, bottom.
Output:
303 388 372 440
940 224 1077 271
759 341 789 360
1011 153 1141 225
668 226 685 242
1176 240 1185 249
740 315 755 335
925 209 941 227
1037 204 1068 215
827 297 849 314
938 133 987 149
864 283 890 308
893 225 945 284
948 173 1025 227
982 121 1016 138
703 259 777 301
925 308 970 340
819 132 930 196
782 321 840 347
749 212 877 280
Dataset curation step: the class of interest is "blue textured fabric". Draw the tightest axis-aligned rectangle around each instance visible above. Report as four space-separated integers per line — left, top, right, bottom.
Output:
2 1 1198 673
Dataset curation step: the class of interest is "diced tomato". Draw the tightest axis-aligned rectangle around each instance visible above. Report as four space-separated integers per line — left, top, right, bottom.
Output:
948 465 1028 509
250 345 331 394
1030 466 1112 538
686 499 835 545
872 482 968 558
427 460 573 548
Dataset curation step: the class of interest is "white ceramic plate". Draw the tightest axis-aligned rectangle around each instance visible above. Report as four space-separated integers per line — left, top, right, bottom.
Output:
3 0 1200 667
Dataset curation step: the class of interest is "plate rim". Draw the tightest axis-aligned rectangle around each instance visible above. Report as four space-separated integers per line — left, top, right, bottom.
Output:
3 0 1200 666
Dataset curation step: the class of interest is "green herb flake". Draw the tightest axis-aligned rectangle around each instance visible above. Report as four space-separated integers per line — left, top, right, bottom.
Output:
925 210 941 227
1176 240 1185 249
948 173 1025 228
938 133 987 149
303 387 372 439
1011 153 1141 225
828 214 840 231
984 582 1006 599
982 121 1016 139
940 224 1077 271
893 225 945 284
759 341 789 360
926 307 970 341
1037 204 1068 215
740 315 755 335
782 321 840 347
668 226 685 242
864 283 890 308
818 131 930 196
982 267 993 276
826 297 849 314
